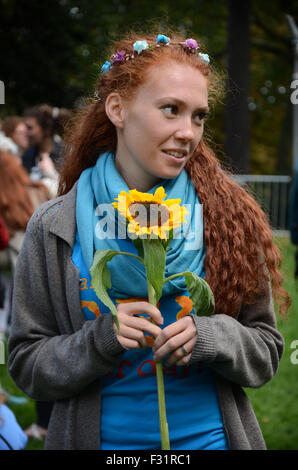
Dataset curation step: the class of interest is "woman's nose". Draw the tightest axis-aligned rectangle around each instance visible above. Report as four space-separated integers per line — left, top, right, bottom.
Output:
174 118 195 142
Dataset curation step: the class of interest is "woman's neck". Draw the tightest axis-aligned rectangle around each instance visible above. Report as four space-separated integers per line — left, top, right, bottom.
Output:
115 155 160 192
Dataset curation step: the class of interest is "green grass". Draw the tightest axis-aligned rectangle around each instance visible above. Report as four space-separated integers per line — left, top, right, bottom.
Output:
0 236 297 450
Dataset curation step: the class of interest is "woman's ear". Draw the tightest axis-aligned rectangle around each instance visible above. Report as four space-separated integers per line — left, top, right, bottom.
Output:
105 92 124 129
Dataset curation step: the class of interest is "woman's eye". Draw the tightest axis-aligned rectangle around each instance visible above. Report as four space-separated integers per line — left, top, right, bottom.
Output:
195 112 208 122
162 105 178 116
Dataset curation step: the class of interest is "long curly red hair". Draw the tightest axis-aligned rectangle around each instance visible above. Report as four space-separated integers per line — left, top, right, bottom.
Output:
58 30 290 318
0 150 50 235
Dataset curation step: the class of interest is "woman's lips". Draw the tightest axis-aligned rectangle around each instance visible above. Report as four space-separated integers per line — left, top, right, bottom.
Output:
162 150 187 162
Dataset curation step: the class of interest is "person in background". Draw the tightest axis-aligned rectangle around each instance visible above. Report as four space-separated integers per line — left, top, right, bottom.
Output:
0 149 52 440
1 116 29 162
0 386 28 450
289 168 298 278
0 216 9 252
0 130 19 161
22 104 69 198
0 150 50 272
0 215 10 341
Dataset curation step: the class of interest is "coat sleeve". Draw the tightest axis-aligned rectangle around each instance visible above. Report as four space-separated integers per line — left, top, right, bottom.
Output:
189 282 284 388
7 214 126 401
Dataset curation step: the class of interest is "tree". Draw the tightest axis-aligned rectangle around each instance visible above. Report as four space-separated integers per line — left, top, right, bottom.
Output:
224 0 251 174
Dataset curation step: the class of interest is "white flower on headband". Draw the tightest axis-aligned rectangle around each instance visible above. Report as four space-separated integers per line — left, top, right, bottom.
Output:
133 40 149 55
199 53 210 64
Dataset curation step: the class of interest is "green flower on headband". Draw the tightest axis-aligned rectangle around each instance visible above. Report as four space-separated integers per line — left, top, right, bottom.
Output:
199 53 210 64
133 40 149 55
156 34 170 44
101 61 111 74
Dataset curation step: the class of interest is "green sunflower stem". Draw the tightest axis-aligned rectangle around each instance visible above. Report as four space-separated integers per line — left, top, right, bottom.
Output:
147 281 170 450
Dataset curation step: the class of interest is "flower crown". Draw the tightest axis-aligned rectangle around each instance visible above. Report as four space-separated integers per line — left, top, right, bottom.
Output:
100 34 210 74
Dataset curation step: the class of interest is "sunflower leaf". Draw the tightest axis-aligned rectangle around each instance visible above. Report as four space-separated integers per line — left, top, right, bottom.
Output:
132 237 144 260
142 239 166 303
90 249 144 330
184 271 215 316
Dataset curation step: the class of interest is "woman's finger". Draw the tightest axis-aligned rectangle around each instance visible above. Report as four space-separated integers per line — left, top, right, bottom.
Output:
115 323 148 349
152 317 197 362
117 301 164 325
117 336 143 350
166 337 197 366
123 315 162 338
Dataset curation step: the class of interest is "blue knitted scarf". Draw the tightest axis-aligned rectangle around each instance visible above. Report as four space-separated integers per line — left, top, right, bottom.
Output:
76 152 205 299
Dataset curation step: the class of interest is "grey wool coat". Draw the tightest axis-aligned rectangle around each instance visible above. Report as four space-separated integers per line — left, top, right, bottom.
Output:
7 183 284 450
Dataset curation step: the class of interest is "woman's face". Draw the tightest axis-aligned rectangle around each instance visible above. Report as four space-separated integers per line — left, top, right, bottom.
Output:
115 61 209 191
12 123 29 150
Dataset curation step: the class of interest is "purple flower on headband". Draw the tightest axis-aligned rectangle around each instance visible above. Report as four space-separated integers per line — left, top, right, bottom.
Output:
111 50 126 63
185 38 199 50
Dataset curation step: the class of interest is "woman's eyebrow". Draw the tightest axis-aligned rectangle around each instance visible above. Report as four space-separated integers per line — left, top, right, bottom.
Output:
157 96 209 112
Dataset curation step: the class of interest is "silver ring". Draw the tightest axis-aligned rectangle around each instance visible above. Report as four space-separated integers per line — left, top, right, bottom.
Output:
181 345 188 356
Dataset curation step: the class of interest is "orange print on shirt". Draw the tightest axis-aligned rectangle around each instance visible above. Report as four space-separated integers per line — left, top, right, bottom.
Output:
80 301 101 318
175 296 193 320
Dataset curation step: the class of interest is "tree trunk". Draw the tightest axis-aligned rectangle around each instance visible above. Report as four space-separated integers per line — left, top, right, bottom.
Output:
224 0 251 174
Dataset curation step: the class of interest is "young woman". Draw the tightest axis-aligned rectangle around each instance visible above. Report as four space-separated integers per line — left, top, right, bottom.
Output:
1 116 29 162
8 31 290 450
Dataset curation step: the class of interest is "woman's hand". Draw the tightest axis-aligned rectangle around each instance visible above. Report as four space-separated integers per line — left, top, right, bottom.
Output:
152 316 197 366
113 301 164 350
38 152 56 176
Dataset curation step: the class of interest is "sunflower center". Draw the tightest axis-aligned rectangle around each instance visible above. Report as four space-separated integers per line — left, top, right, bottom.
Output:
128 202 170 227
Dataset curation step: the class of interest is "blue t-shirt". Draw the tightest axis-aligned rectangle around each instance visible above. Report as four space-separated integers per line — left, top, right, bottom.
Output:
72 231 229 450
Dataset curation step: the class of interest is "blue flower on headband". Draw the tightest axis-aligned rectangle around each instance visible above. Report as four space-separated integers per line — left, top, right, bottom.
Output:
156 34 170 44
199 53 210 64
133 40 149 55
101 61 111 74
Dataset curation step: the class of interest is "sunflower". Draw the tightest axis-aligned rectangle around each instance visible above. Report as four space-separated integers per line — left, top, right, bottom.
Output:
112 187 188 239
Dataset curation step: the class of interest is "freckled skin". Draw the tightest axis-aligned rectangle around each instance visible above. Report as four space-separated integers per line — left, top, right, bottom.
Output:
115 61 209 192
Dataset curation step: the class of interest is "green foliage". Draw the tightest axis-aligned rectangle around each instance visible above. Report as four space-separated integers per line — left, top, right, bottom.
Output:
142 239 166 303
184 271 215 316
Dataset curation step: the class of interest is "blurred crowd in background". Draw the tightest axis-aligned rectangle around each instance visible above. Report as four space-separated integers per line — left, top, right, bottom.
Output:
0 103 74 338
0 104 72 448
